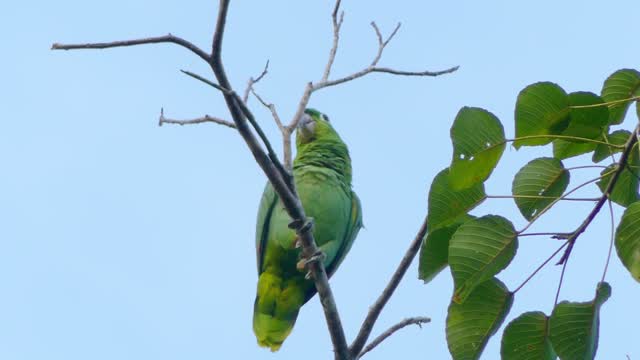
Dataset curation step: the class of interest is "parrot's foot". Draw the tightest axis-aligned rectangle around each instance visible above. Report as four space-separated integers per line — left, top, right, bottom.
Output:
288 217 315 234
296 250 326 279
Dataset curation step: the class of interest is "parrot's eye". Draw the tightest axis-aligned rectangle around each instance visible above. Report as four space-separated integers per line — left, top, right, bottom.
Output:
321 114 330 122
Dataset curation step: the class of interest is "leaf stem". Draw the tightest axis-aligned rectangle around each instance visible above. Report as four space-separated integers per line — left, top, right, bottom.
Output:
570 95 640 109
507 135 626 148
487 195 599 201
513 241 569 294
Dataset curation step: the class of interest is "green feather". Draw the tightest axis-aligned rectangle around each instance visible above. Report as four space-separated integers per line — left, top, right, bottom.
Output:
253 109 362 351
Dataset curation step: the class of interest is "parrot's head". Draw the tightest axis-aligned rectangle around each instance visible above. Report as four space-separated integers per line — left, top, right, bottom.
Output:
296 108 336 145
294 108 352 182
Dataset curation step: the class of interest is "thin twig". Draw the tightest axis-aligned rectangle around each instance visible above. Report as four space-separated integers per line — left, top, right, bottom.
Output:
566 165 609 171
518 232 573 238
251 89 285 132
318 65 460 90
557 126 639 265
486 195 599 202
350 215 428 357
230 92 291 185
243 60 270 103
286 17 459 167
554 251 571 306
158 108 236 129
518 169 617 234
322 0 344 82
52 33 211 63
570 95 640 109
601 200 615 282
513 241 569 294
180 70 229 93
357 317 431 359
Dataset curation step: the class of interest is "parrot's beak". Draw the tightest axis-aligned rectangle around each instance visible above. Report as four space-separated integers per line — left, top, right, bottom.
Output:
297 114 316 143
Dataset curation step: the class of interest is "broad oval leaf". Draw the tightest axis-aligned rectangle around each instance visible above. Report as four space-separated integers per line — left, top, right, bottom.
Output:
615 202 640 282
563 91 609 139
501 311 556 360
601 68 640 125
449 107 506 190
447 278 513 360
597 147 640 207
592 130 631 163
428 168 486 230
512 157 569 221
553 139 596 160
549 282 611 360
419 215 473 283
515 82 570 148
552 92 609 159
449 215 518 303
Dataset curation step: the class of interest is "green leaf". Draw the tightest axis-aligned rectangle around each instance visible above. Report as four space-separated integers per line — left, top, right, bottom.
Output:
597 148 640 207
428 168 486 230
449 215 518 303
563 91 609 139
551 92 609 159
549 282 611 360
615 201 640 282
553 139 597 160
592 130 631 163
512 157 570 221
601 68 640 125
449 107 506 190
501 311 556 360
419 215 473 283
447 278 513 360
515 82 570 148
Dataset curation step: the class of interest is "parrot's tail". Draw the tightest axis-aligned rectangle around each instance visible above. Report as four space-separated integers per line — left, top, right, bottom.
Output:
253 272 305 351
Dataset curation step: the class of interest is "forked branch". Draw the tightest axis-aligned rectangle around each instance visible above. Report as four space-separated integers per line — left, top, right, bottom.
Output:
52 1 454 359
357 316 431 359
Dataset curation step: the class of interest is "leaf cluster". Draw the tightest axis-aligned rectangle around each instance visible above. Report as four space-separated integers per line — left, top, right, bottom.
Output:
419 69 640 359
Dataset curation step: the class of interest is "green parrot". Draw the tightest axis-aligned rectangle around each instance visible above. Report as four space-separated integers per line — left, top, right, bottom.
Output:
253 108 363 351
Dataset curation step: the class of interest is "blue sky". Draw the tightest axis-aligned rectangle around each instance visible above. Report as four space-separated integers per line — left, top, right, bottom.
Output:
2 1 640 359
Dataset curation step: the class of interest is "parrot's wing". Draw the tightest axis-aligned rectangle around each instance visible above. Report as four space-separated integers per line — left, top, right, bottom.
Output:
255 182 278 272
325 191 363 278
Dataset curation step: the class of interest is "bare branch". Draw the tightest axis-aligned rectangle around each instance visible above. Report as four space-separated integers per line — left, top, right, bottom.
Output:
357 317 431 359
512 241 569 294
350 215 428 356
180 70 229 93
369 22 401 66
557 125 639 265
251 89 285 132
158 108 236 129
208 2 350 359
51 33 211 64
322 0 345 82
243 60 270 103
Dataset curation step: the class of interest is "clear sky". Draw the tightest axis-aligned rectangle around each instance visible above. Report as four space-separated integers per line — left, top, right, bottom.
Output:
3 1 640 359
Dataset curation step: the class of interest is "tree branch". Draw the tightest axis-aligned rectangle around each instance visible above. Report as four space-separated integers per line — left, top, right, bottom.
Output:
285 17 459 167
356 317 431 359
350 215 428 356
557 125 639 265
158 108 236 128
51 34 211 64
207 1 350 359
321 0 345 82
243 60 270 103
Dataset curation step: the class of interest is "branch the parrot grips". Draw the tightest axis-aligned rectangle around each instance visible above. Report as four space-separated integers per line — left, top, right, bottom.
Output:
288 217 326 278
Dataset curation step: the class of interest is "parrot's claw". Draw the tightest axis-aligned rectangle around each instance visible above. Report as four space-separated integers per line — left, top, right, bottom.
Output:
296 250 326 273
288 218 315 233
